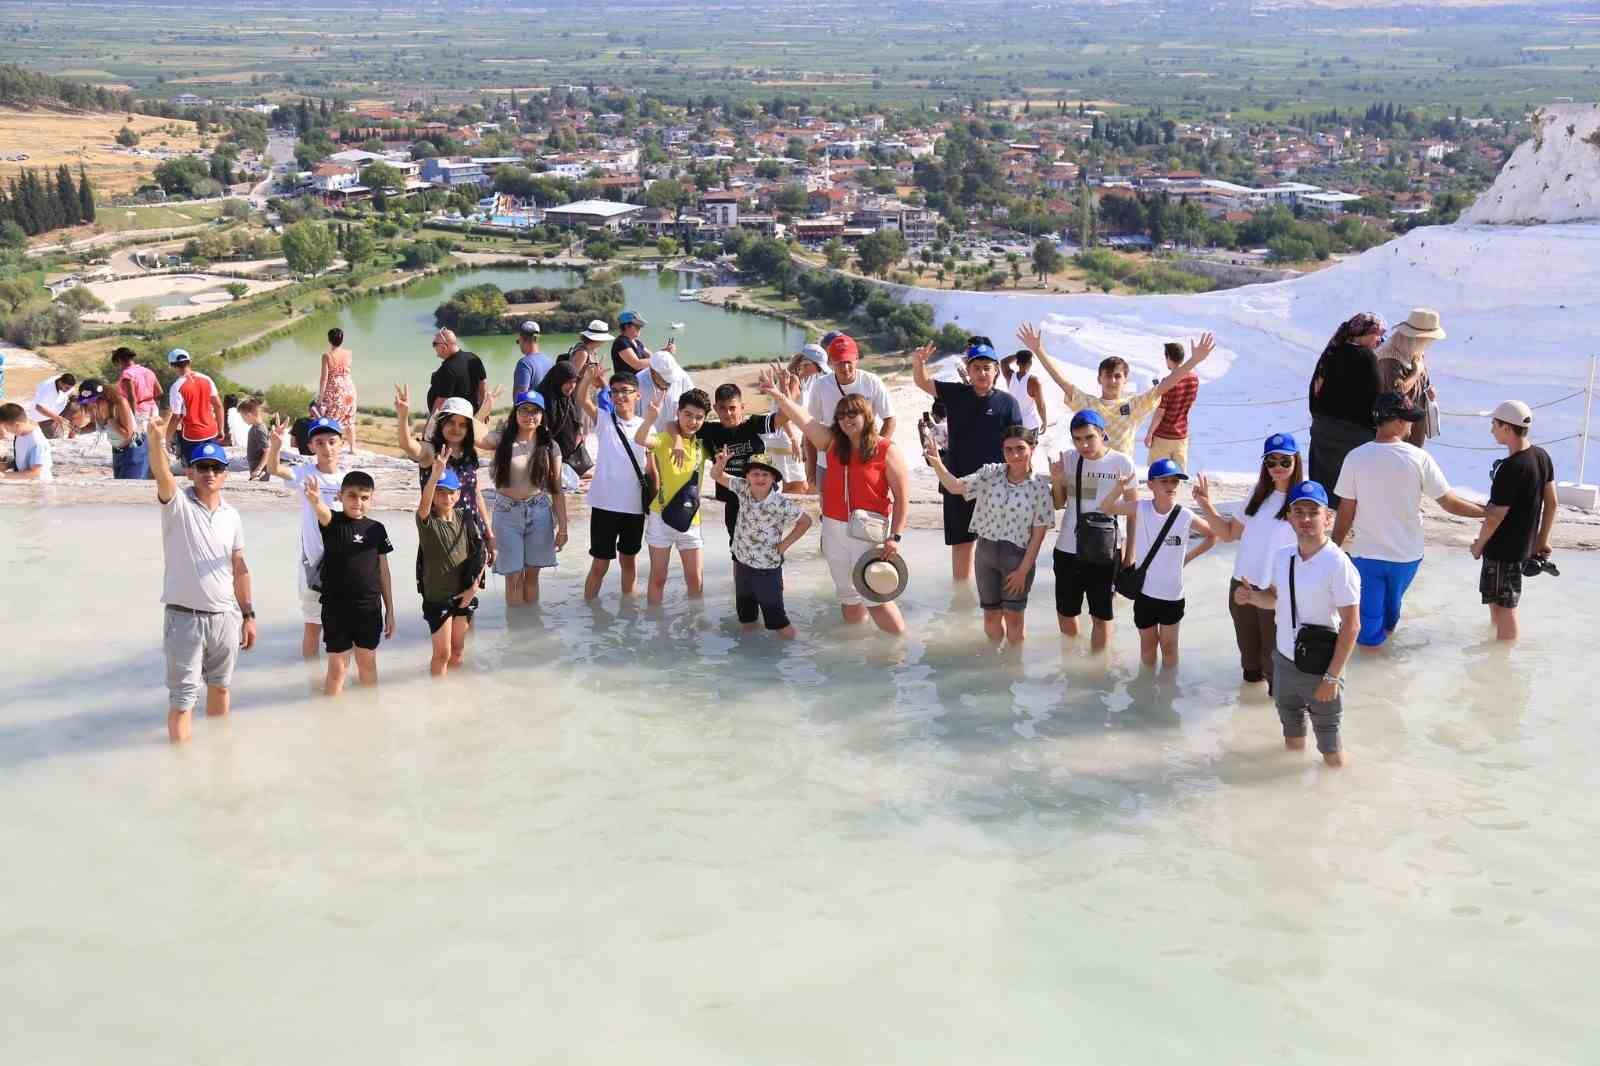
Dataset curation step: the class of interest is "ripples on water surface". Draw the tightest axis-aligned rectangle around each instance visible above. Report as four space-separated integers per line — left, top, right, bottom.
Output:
1 506 1594 1063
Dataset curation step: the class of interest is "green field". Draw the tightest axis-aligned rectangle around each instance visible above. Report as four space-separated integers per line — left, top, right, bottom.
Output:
93 202 228 234
5 1 1597 119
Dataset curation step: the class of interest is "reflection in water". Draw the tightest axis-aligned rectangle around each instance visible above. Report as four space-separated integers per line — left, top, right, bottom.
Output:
1 505 1595 1063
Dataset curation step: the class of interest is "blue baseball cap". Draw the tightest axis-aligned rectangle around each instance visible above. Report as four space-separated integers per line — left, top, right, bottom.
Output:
166 348 192 365
1069 409 1106 432
513 390 546 410
964 342 999 362
186 441 227 468
1147 458 1188 481
1263 432 1297 456
435 467 463 492
306 416 342 439
1286 480 1330 508
618 310 646 327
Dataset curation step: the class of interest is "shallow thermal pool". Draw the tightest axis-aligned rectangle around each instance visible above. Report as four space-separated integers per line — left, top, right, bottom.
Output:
2 504 1595 1063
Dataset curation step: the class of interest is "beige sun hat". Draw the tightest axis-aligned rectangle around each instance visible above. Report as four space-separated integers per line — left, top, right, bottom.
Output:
1392 308 1446 341
852 547 909 604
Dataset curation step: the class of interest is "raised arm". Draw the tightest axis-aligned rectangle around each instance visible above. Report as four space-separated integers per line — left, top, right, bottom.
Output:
146 412 179 503
393 384 424 462
1017 322 1082 405
1098 473 1141 517
264 416 295 480
910 342 939 397
922 437 967 496
1149 332 1216 401
636 397 662 446
1184 514 1217 565
759 381 832 452
417 451 445 520
709 446 733 490
577 363 602 423
1191 474 1242 542
302 474 334 527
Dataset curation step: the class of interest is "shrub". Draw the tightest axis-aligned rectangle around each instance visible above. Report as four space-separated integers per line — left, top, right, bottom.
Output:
264 383 315 418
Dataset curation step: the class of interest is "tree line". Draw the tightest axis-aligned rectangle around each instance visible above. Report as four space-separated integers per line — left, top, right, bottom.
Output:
0 62 135 112
0 166 97 237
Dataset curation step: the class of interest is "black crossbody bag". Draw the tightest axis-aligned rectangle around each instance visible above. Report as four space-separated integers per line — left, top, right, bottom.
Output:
1290 554 1340 675
657 438 704 533
1115 503 1181 600
1075 455 1120 565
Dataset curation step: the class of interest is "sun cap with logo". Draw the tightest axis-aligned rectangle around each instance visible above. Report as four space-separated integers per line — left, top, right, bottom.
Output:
517 320 540 336
306 416 342 439
434 467 463 492
1490 400 1533 427
1392 308 1446 341
580 320 613 342
1263 432 1298 456
825 334 859 362
514 390 546 410
1147 457 1188 481
852 546 910 604
649 349 683 380
437 396 476 421
186 441 228 468
76 379 106 404
1372 391 1424 424
964 341 999 362
1069 409 1107 432
796 343 828 370
166 348 192 365
618 310 646 327
743 452 784 480
1286 480 1330 508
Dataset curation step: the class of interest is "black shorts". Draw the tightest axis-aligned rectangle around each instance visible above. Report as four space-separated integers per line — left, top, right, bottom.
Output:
941 490 978 546
1053 549 1115 621
734 559 790 630
421 596 478 634
1133 594 1186 630
322 601 383 652
1479 558 1523 608
589 507 646 560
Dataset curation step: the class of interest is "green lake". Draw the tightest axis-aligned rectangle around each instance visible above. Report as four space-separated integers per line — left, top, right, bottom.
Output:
228 266 808 402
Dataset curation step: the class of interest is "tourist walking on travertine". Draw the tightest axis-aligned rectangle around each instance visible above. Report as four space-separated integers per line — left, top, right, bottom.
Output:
1307 312 1384 506
1471 400 1558 642
146 413 256 743
1192 433 1301 691
318 327 357 451
1144 342 1200 469
1376 309 1446 450
1001 348 1048 434
1234 481 1359 768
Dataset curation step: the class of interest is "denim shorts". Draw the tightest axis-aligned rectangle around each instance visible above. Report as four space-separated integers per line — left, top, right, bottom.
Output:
492 493 558 574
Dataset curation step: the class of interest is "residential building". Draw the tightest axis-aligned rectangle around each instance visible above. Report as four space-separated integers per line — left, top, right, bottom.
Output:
420 158 488 188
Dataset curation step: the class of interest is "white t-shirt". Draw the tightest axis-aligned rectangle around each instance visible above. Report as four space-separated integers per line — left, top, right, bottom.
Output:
806 370 894 470
589 412 647 514
1131 499 1194 602
1053 449 1135 554
287 463 343 566
161 486 245 613
1334 440 1449 563
32 379 70 420
1232 490 1295 586
1007 369 1042 431
226 408 250 449
11 428 53 481
1267 541 1361 661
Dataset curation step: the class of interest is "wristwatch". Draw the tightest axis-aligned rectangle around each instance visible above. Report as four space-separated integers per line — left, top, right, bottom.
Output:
889 533 903 543
1321 673 1343 688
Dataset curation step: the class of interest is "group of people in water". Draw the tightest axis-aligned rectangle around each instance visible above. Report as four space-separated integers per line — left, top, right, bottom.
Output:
30 305 1556 765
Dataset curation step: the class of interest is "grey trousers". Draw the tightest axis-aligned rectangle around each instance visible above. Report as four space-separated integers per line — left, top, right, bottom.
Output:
163 607 241 711
1272 650 1343 754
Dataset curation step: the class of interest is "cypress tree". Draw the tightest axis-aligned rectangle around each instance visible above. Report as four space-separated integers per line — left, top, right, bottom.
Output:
56 164 80 226
77 165 95 223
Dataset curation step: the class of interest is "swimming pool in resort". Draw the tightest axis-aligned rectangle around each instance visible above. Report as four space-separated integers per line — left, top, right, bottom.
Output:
2 503 1593 1062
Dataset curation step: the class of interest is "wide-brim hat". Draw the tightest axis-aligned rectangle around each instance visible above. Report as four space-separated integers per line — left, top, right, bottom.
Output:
743 452 784 480
1392 308 1446 341
852 547 909 604
581 320 613 342
437 396 476 420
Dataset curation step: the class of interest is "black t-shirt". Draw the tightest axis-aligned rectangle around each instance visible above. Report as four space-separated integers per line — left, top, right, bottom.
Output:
1309 341 1381 428
1484 445 1554 563
934 380 1023 478
698 413 777 502
427 351 487 410
318 513 395 607
611 335 647 376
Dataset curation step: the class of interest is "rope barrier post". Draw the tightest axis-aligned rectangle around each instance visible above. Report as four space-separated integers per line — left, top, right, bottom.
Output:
1556 354 1598 512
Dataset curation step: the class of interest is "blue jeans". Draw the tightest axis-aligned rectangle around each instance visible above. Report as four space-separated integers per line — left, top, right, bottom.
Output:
112 435 150 479
1352 556 1421 646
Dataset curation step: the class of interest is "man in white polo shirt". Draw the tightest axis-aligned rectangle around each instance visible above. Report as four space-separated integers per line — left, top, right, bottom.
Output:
802 333 895 491
147 413 257 743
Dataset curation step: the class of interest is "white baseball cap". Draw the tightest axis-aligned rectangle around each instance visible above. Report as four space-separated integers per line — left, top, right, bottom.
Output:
1490 400 1532 427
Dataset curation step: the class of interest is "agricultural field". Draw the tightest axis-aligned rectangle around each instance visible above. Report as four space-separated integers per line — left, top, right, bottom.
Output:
0 109 202 196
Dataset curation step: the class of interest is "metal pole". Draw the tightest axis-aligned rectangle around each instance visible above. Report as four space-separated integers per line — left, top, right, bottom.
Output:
1579 354 1597 487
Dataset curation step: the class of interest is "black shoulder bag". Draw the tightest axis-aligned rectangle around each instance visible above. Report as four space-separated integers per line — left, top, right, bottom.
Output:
1290 554 1340 675
1115 504 1182 600
612 412 654 513
1075 454 1120 565
658 437 704 533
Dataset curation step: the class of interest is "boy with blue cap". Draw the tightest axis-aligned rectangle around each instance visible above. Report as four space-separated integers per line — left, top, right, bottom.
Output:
1234 481 1361 767
1047 408 1136 650
265 412 346 658
416 453 487 677
1101 458 1216 667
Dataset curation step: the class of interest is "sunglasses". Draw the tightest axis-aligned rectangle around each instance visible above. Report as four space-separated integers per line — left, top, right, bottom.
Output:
1263 456 1295 469
192 463 226 474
